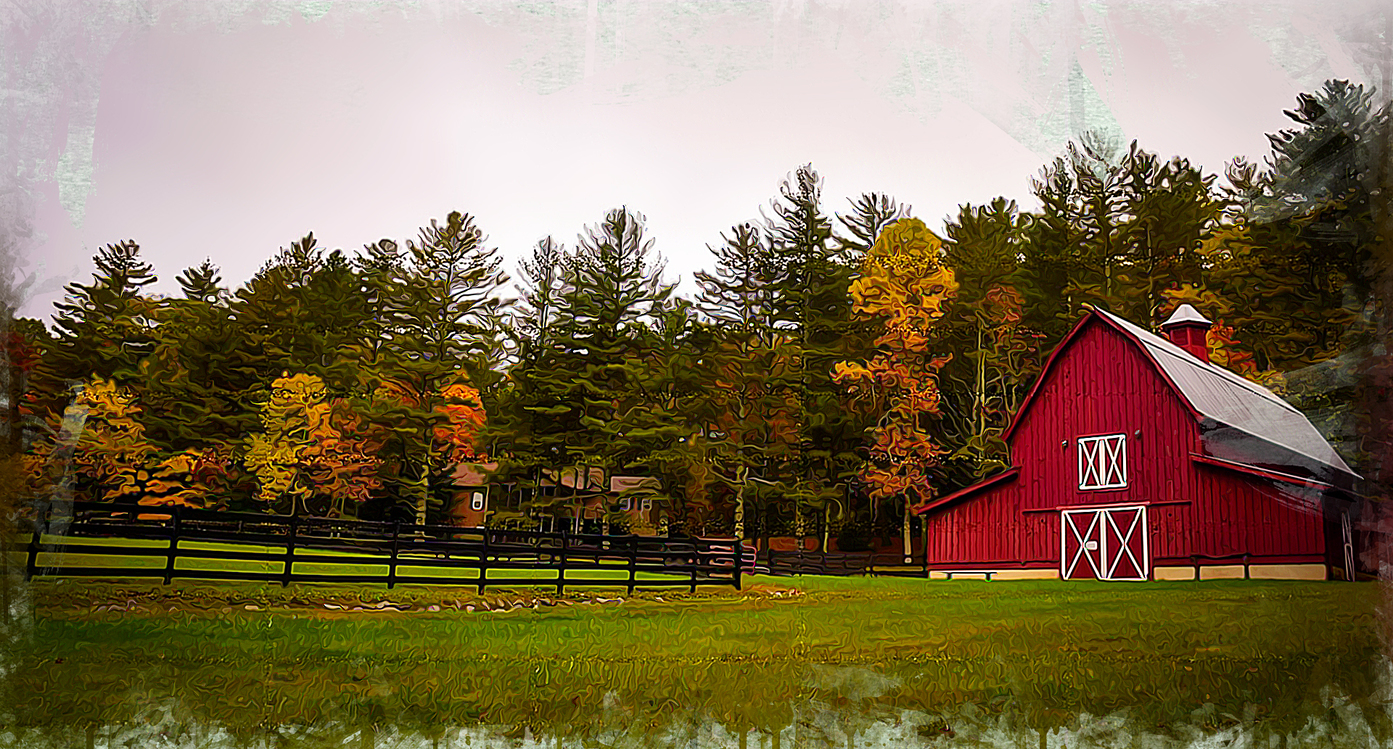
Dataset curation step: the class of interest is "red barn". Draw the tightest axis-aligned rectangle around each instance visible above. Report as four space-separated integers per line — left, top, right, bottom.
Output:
916 304 1364 582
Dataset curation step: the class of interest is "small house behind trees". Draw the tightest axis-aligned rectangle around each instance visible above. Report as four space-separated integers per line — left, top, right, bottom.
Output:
449 464 662 534
915 304 1367 581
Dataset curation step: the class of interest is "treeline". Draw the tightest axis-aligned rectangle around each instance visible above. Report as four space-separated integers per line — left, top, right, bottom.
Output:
5 80 1391 546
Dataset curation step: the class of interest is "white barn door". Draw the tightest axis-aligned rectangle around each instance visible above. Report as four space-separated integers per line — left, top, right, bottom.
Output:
1062 506 1149 581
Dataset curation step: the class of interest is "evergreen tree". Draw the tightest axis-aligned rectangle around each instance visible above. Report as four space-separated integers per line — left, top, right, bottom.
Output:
231 235 371 396
137 259 254 457
695 222 777 338
515 236 567 359
44 240 158 392
761 164 873 539
836 192 911 263
176 260 224 303
365 212 510 524
498 208 674 529
486 236 573 524
940 198 1042 482
694 222 794 538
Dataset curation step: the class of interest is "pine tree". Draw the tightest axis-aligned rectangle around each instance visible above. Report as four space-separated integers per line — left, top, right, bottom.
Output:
497 208 674 529
694 222 780 537
486 236 574 522
836 192 911 264
44 240 158 390
176 260 223 303
366 212 510 525
232 235 372 395
515 236 567 359
695 222 777 338
761 165 870 539
940 198 1043 481
137 259 254 456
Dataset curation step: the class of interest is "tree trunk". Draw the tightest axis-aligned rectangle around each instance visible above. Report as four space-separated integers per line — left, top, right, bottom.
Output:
822 502 831 555
414 463 430 528
733 464 747 540
902 498 913 565
976 324 986 451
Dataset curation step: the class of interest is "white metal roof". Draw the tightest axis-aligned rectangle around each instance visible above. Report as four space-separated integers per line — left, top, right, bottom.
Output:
1094 308 1357 479
1160 303 1212 327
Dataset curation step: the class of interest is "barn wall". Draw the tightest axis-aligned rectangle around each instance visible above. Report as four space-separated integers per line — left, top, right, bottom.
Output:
922 482 1047 568
1178 466 1325 565
1007 321 1197 561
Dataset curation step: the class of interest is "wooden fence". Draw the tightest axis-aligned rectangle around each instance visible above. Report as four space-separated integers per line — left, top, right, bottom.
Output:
754 548 928 577
24 501 744 593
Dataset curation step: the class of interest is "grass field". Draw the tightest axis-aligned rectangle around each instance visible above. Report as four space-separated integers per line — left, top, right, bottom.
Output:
4 574 1389 747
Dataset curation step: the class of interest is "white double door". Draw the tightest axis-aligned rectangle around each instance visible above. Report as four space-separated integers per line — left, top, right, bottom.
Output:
1061 505 1149 581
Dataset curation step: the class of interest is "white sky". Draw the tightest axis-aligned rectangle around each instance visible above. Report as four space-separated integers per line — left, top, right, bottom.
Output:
7 0 1392 321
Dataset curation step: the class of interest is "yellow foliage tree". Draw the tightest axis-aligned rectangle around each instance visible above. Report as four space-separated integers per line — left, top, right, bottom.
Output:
835 218 959 560
245 372 381 516
67 378 155 502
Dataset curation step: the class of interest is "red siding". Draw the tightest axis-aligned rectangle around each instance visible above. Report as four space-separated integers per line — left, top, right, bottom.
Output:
924 316 1330 572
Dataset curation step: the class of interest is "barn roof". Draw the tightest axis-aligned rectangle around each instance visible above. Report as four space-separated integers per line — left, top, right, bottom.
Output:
1001 306 1356 481
1092 307 1356 480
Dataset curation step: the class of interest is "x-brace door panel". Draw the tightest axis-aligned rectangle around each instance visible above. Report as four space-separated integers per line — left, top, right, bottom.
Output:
1061 506 1148 581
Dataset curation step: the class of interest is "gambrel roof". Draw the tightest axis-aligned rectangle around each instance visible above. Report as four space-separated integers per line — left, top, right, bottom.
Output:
1004 306 1357 483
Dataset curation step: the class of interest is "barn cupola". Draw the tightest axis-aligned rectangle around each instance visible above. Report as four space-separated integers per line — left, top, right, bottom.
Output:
1160 304 1213 362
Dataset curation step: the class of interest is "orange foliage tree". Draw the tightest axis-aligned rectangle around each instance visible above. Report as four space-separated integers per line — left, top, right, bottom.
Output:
353 375 490 521
834 218 959 559
22 377 231 508
244 372 381 517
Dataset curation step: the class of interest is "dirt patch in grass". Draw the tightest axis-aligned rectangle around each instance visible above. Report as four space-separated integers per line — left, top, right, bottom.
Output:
30 578 807 618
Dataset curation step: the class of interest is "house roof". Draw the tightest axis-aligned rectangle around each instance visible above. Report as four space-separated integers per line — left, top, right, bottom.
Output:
1002 306 1356 481
451 462 498 486
610 475 661 493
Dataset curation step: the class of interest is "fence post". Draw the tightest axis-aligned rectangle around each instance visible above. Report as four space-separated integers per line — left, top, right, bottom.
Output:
557 528 568 595
627 536 637 596
24 530 39 582
689 542 697 594
163 507 181 586
387 522 400 590
733 539 742 591
282 515 297 588
478 529 489 595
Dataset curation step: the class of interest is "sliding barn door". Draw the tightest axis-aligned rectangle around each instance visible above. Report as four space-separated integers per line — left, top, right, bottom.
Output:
1061 506 1148 581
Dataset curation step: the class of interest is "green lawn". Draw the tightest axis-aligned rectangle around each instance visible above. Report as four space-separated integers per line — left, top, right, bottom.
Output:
4 575 1387 745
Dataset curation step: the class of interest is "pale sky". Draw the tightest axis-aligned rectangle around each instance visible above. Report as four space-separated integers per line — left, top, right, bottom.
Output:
4 0 1391 322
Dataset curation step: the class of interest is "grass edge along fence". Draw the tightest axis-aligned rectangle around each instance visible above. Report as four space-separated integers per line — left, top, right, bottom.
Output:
23 500 744 594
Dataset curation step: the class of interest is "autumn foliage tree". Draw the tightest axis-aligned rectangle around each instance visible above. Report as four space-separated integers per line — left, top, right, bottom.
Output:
244 372 381 517
835 218 959 560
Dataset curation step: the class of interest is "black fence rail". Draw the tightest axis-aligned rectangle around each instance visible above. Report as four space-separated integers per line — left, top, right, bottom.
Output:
755 548 928 577
25 501 745 593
